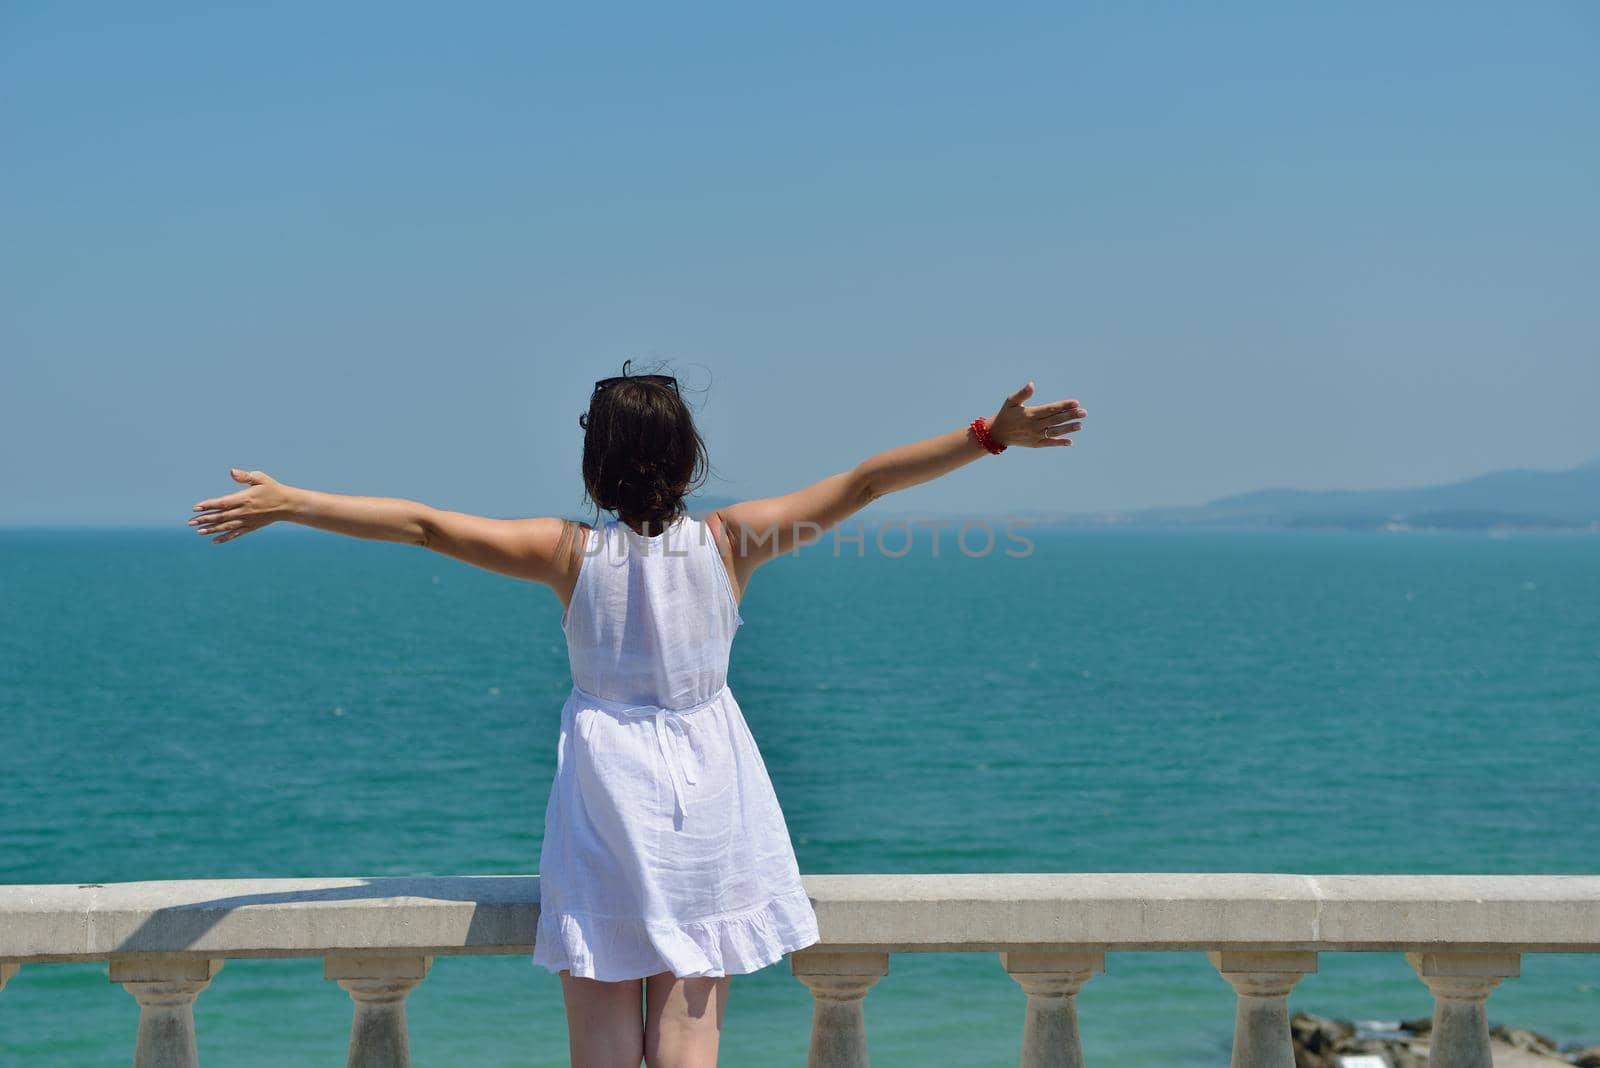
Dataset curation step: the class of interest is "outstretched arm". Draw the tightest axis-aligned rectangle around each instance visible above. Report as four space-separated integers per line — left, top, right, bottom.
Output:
711 381 1085 592
188 469 581 587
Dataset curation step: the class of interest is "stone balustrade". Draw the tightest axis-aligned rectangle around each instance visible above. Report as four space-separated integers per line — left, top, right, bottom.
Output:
2 873 1596 1067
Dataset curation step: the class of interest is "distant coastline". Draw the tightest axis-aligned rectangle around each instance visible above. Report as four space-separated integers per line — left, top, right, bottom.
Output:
860 456 1600 534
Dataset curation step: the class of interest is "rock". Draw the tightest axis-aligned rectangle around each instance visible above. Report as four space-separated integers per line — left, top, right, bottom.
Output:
1363 1036 1427 1061
1283 1009 1575 1068
1293 1011 1357 1053
1391 1046 1428 1068
1334 1037 1426 1068
1490 1025 1558 1054
1293 1046 1336 1068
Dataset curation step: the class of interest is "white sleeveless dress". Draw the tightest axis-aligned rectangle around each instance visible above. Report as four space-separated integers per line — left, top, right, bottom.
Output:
532 514 821 981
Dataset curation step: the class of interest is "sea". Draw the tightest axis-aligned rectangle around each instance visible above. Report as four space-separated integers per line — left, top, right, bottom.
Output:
2 525 1597 1066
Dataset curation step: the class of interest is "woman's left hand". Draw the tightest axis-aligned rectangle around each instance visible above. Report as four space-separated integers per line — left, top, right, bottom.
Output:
988 382 1087 448
188 468 295 544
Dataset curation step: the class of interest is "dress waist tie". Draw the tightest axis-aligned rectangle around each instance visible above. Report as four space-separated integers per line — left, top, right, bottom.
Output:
568 684 729 824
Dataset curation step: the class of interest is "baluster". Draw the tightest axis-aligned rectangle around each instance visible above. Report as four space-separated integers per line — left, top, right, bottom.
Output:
1000 951 1103 1068
324 956 431 1068
1208 950 1317 1068
1405 951 1519 1068
110 957 224 1068
791 950 889 1068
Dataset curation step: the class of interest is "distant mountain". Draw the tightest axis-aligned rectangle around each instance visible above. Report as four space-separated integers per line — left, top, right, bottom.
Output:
1064 456 1600 532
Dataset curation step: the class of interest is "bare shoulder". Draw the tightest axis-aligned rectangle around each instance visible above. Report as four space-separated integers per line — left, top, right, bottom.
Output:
707 469 870 575
561 519 594 574
703 509 731 561
703 510 745 601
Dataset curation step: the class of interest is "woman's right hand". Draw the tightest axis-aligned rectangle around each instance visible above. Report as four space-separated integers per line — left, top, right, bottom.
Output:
988 382 1087 448
188 468 297 544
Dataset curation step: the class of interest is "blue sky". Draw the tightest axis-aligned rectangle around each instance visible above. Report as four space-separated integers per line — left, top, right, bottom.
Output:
2 2 1595 525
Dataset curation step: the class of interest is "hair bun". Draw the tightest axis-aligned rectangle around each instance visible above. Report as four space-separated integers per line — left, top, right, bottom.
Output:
580 366 710 530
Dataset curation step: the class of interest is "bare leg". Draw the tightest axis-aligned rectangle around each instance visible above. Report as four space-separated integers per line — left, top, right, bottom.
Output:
644 971 730 1068
560 969 646 1068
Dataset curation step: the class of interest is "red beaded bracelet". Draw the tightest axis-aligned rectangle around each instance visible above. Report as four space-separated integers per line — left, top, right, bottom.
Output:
970 416 1006 454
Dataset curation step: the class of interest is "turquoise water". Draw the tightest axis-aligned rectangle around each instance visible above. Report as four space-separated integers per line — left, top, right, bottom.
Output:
2 526 1597 1065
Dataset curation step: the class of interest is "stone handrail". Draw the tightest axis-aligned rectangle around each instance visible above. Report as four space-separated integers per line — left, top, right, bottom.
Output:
2 873 1597 1067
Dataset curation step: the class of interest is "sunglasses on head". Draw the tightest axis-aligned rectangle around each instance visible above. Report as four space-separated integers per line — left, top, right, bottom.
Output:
593 374 678 394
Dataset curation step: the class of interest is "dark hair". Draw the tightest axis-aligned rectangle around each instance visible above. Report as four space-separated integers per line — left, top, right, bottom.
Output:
579 360 709 534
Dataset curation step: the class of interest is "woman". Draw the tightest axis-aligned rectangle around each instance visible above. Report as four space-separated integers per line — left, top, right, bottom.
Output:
187 367 1086 1067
